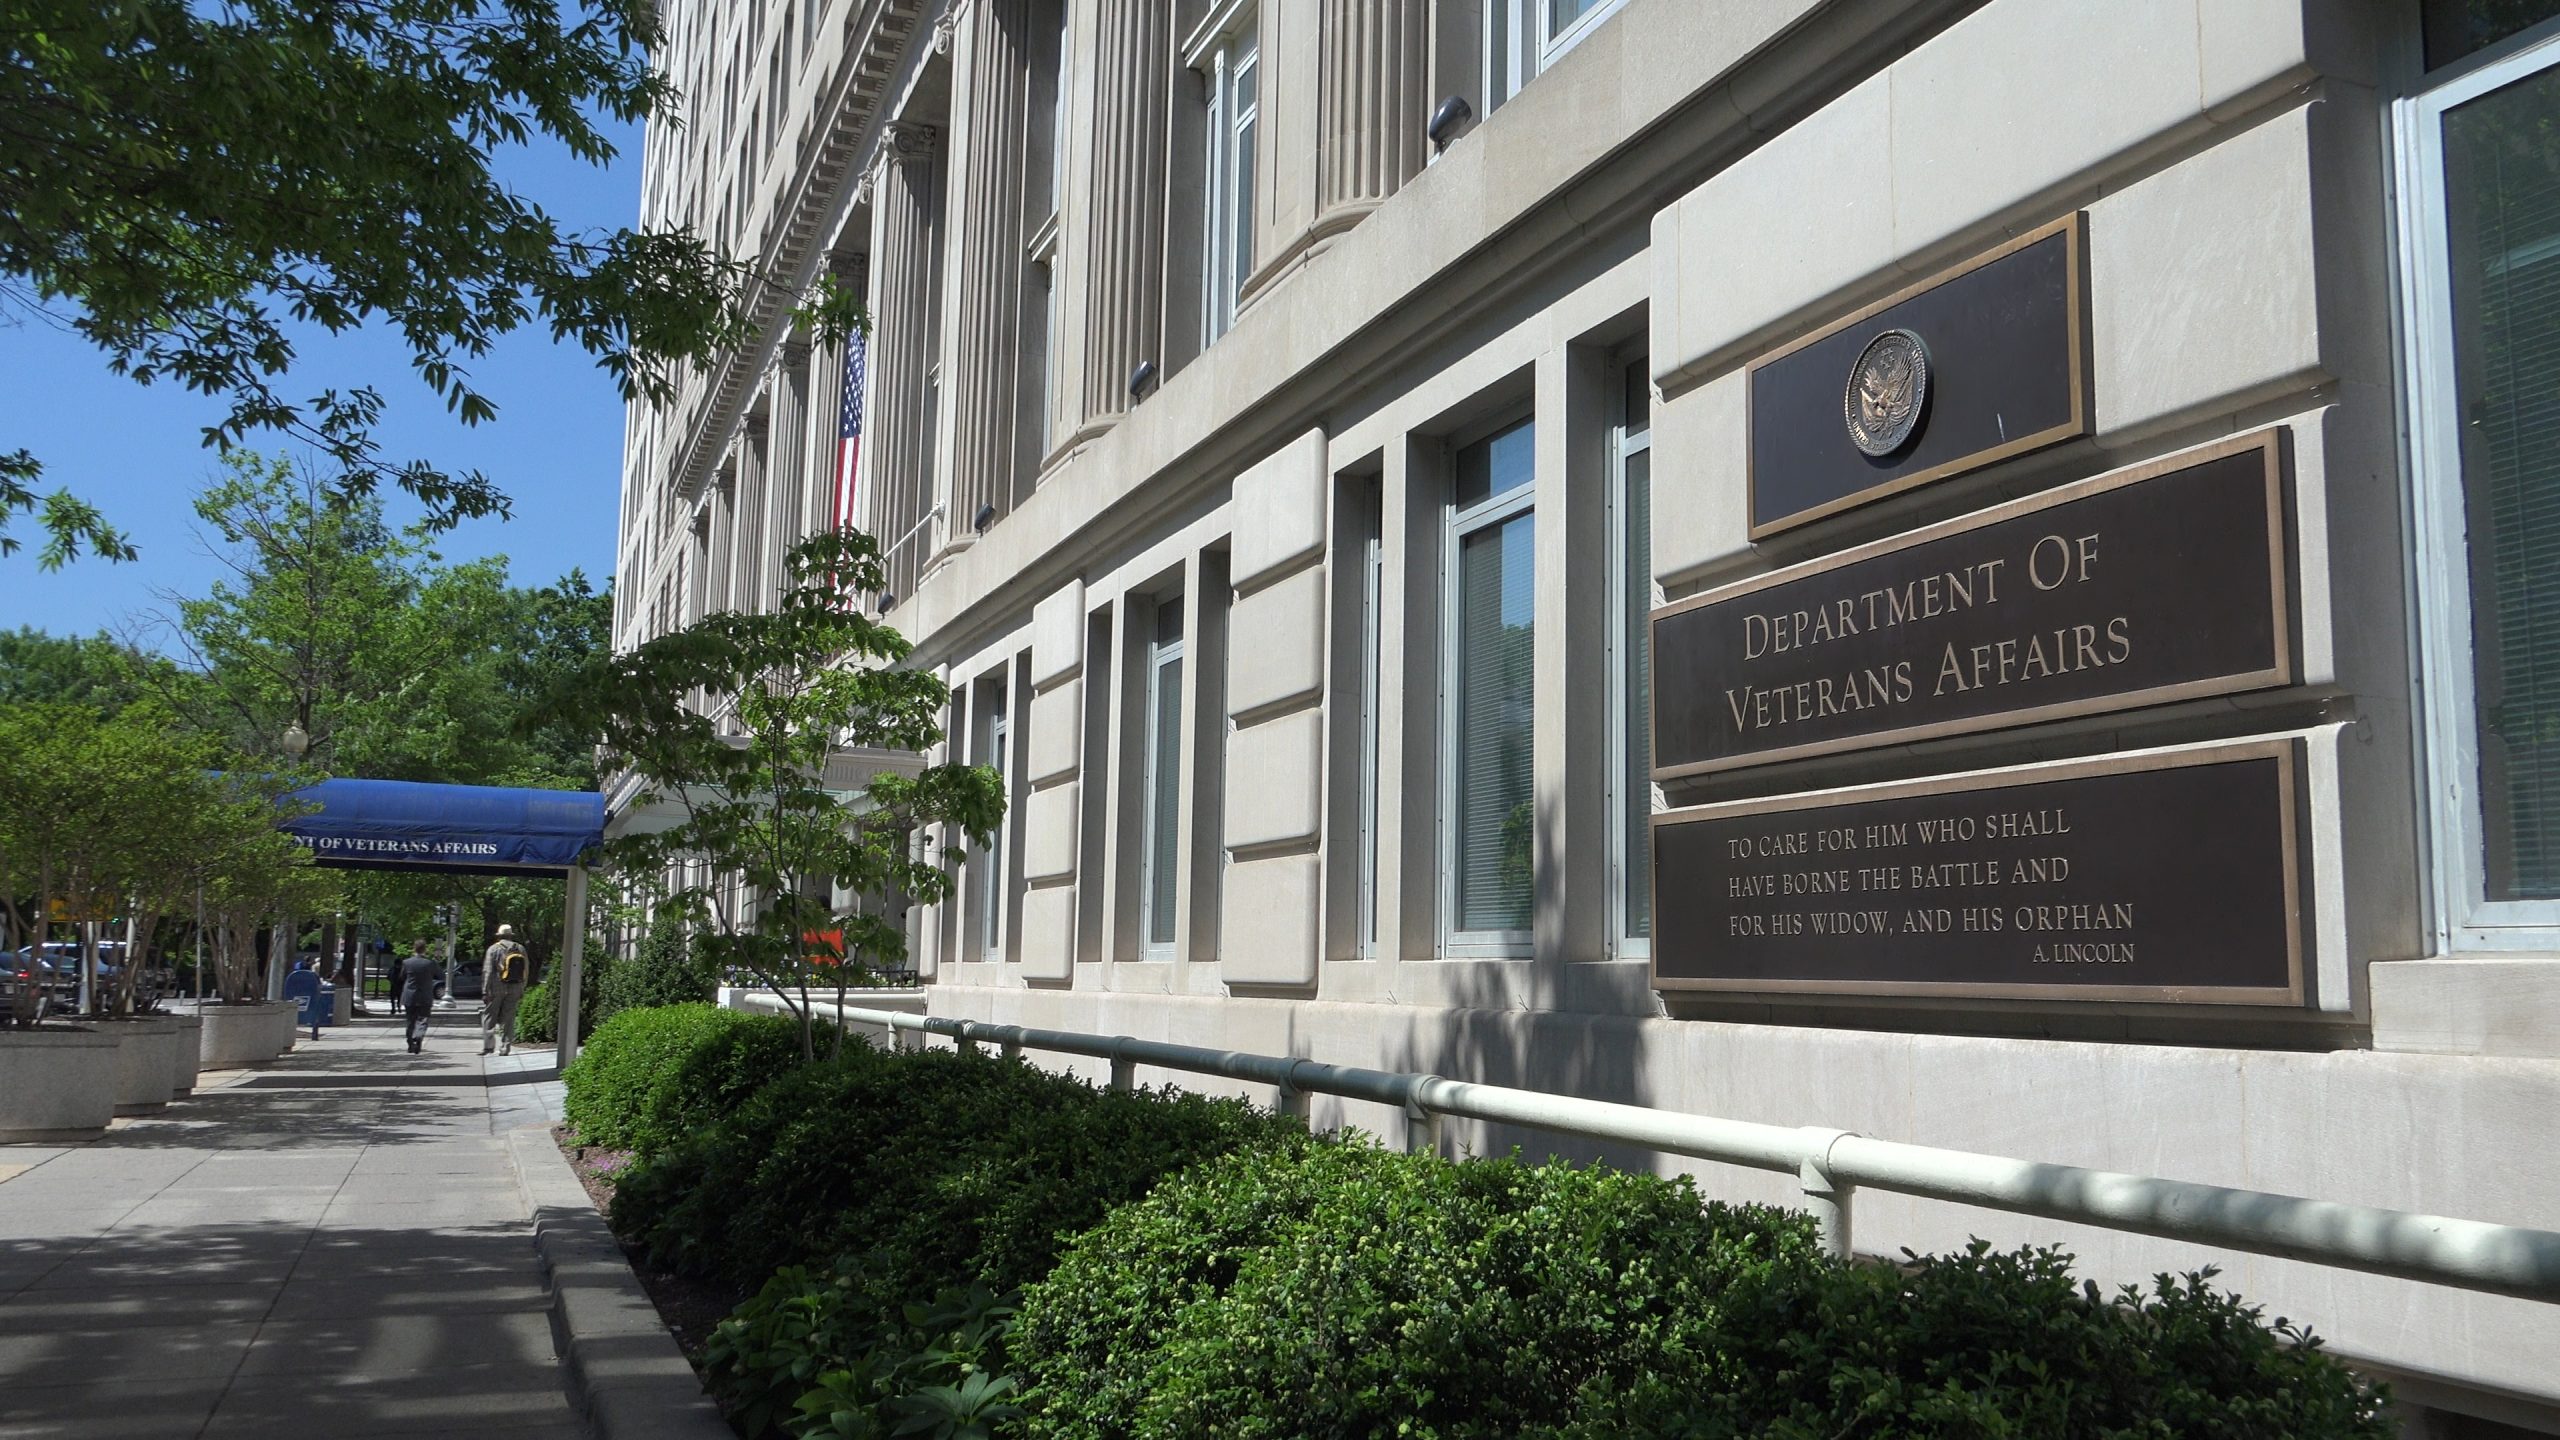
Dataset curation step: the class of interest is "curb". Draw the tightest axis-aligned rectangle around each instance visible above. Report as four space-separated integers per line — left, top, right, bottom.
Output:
506 1127 733 1440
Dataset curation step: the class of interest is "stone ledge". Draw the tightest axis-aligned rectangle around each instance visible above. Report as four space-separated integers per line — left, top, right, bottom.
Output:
506 1127 731 1440
2370 957 2560 1060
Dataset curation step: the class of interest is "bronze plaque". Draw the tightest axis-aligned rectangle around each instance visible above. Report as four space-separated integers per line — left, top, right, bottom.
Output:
1651 741 2304 1005
1654 430 2292 780
1750 214 2088 537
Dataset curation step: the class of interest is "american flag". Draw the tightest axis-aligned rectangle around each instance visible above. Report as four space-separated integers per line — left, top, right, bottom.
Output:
833 331 867 530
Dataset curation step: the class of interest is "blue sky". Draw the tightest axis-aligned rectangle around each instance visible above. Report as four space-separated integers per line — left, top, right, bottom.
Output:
0 121 646 646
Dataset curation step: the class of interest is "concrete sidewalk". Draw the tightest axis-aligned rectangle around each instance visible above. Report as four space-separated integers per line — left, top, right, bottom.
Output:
0 1007 579 1438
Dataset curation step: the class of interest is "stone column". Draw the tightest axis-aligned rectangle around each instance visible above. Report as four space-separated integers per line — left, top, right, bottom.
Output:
1318 0 1430 231
772 342 810 578
735 416 768 611
1074 0 1172 432
865 122 942 599
934 0 1035 546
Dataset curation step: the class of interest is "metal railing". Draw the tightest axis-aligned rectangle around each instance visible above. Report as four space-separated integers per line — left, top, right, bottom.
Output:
741 993 2560 1306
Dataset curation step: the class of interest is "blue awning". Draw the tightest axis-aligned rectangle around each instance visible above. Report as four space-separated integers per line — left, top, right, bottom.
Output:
280 778 605 877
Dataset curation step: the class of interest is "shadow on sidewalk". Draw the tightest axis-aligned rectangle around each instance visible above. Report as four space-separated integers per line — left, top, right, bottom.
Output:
0 1220 583 1439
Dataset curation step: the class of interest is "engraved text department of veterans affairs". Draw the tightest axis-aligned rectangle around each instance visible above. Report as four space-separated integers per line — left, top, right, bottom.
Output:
1845 328 1929 457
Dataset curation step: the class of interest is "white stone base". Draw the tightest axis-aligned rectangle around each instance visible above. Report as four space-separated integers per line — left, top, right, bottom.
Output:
164 1013 204 1095
106 1018 181 1115
0 1029 120 1140
198 1001 298 1070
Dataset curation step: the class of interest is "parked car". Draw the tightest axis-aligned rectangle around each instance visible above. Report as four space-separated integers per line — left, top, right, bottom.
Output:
7 943 167 1008
449 957 484 1000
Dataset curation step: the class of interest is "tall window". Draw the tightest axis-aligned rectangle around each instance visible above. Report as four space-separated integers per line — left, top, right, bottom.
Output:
1487 0 1629 113
1611 360 1654 951
979 677 1011 960
1356 496 1385 957
1141 594 1187 956
1444 418 1536 952
1199 12 1259 345
2405 12 2560 943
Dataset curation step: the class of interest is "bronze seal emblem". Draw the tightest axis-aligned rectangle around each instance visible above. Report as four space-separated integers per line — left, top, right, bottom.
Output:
1844 328 1929 457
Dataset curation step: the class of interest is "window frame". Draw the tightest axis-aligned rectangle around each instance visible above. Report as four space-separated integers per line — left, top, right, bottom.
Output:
977 676 1012 961
1357 513 1385 959
2399 21 2560 949
1193 5 1259 346
1439 416 1538 959
1608 366 1654 959
1486 0 1631 113
1139 592 1188 959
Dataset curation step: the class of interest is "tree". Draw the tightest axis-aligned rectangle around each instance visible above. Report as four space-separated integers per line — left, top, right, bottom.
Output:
0 0 766 566
536 528 1005 1058
0 628 155 711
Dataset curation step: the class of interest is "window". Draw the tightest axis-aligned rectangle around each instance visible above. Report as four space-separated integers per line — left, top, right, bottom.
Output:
1356 497 1385 957
978 677 1011 960
1487 0 1629 113
1444 418 1536 952
1612 360 1654 951
1198 11 1259 345
2404 18 2560 944
1141 594 1187 956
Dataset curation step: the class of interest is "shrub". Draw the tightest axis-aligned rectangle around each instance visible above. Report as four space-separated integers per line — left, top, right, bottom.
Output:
515 957 605 1045
562 1003 805 1156
705 1263 1024 1440
613 1046 1302 1299
594 921 716 1026
1013 1139 1816 1440
1587 1241 2393 1439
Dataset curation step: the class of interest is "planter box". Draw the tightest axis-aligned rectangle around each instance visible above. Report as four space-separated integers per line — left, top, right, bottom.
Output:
104 1017 182 1116
165 1014 204 1096
0 1029 120 1140
199 1001 298 1071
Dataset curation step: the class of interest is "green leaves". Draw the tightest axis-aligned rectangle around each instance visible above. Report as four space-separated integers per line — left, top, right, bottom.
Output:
537 526 1004 1054
2 0 770 553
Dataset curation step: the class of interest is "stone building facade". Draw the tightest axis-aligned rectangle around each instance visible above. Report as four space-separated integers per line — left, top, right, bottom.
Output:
619 0 2560 1427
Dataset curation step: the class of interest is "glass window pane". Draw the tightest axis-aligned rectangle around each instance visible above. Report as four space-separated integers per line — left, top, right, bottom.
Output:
1456 510 1536 932
1455 417 1535 510
1549 0 1609 40
1622 446 1651 938
2448 63 2560 899
2425 0 2560 70
1146 653 1185 945
1232 100 1257 295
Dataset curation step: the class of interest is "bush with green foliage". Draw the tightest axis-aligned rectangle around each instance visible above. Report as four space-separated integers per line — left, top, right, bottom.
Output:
1008 1135 2392 1440
614 1046 1301 1297
706 1264 1025 1440
514 954 606 1045
1013 1140 1819 1440
594 921 715 1025
562 1003 805 1156
1585 1241 2393 1439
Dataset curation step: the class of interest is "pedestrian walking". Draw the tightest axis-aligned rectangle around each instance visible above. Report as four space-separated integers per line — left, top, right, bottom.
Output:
481 924 531 1056
395 939 440 1054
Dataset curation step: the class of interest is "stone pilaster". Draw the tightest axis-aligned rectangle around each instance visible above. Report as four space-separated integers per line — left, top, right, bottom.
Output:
934 0 1034 549
772 341 810 573
1318 0 1430 230
736 415 769 611
1074 0 1172 431
865 121 942 600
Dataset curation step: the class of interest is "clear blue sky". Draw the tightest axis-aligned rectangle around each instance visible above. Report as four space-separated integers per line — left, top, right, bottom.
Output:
0 121 646 645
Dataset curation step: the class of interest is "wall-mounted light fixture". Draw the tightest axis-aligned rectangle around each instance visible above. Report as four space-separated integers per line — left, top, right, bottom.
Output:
1428 95 1473 151
974 503 997 533
878 591 897 614
1128 359 1158 398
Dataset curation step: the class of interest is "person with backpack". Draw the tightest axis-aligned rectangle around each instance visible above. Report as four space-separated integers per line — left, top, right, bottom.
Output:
481 924 532 1056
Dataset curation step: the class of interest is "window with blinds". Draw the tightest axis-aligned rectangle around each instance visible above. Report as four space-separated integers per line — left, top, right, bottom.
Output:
2449 61 2560 900
1447 419 1537 945
1616 356 1653 946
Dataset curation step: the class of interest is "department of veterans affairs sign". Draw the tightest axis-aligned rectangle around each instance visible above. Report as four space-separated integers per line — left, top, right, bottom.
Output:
1652 429 2293 779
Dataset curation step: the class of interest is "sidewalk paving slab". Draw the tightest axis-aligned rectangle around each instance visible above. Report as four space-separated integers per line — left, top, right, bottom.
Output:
0 1015 615 1440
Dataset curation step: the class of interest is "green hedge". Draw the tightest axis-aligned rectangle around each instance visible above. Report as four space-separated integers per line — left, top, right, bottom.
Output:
595 922 715 1027
562 1004 805 1156
1010 1139 2392 1440
1013 1140 1818 1440
614 1045 1302 1296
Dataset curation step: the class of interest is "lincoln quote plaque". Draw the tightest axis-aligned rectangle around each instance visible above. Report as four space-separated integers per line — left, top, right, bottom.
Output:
1650 741 2304 1005
1653 429 2292 779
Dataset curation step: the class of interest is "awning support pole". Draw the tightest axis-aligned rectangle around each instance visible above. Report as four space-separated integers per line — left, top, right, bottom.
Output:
558 866 591 1066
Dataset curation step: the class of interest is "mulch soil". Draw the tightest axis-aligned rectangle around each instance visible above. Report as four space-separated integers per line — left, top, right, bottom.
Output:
553 1124 748 1368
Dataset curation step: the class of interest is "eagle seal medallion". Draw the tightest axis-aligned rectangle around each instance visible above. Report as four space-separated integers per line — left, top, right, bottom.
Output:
1844 328 1929 458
